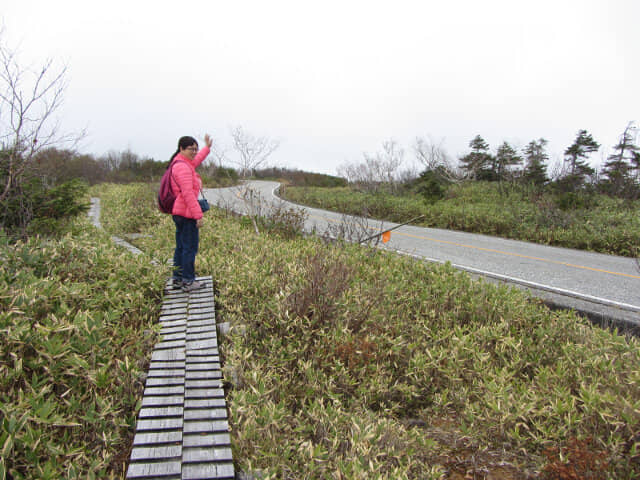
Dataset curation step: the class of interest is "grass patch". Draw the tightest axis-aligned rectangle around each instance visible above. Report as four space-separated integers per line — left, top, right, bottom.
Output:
0 219 164 479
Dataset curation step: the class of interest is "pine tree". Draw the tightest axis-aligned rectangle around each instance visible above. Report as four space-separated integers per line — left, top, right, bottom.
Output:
522 138 549 186
495 141 522 181
632 151 640 180
459 135 494 180
601 122 639 198
562 130 599 189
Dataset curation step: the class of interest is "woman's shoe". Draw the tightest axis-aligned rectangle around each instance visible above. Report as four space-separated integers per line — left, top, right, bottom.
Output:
182 280 206 292
165 278 182 292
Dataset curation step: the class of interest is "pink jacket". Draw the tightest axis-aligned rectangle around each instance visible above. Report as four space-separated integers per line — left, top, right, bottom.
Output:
170 146 210 219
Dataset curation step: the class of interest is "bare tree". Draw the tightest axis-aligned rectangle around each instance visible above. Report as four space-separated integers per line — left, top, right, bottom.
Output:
0 31 83 203
337 138 405 192
230 125 279 178
99 150 122 172
371 139 404 187
209 140 229 168
413 135 461 182
322 209 385 247
548 155 569 182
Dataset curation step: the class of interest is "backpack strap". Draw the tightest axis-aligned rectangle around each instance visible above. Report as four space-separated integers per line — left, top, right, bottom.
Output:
169 158 187 192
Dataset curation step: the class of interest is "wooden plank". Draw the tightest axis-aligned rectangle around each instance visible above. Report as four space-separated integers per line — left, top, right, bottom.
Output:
215 463 235 479
142 395 184 407
151 350 186 362
187 306 215 314
126 460 181 478
186 348 219 357
183 419 229 434
185 379 223 389
182 463 219 480
163 296 188 304
135 418 183 431
182 446 233 463
161 332 187 342
146 377 185 387
188 297 214 305
185 356 219 364
159 326 186 335
186 331 216 340
130 445 181 461
186 319 216 328
181 463 235 479
162 298 188 307
161 303 187 311
148 369 185 378
185 363 220 372
132 430 182 446
187 312 215 321
186 332 217 341
184 398 226 409
149 361 185 370
182 433 231 448
187 295 212 303
164 288 184 297
186 325 216 334
185 371 222 380
156 340 186 350
186 339 218 350
188 303 215 310
158 314 186 324
144 386 184 396
183 408 227 421
189 286 212 294
184 388 225 399
160 308 187 317
138 406 184 418
158 318 187 328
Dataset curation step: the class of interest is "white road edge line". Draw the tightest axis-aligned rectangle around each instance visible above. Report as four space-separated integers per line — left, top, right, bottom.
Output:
395 248 640 315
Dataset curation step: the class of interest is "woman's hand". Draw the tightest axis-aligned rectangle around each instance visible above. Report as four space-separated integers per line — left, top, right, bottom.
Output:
204 133 213 148
196 218 204 228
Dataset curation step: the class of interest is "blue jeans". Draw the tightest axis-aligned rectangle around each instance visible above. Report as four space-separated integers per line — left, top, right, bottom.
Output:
172 215 199 283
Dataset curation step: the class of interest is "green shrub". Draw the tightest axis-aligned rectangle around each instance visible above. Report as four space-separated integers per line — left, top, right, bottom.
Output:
415 170 449 204
0 176 90 239
553 191 598 211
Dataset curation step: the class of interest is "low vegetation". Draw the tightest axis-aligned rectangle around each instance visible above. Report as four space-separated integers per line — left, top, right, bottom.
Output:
2 182 639 479
281 182 640 257
0 219 163 479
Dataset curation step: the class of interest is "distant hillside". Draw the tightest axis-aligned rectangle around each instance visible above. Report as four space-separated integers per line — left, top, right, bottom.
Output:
252 167 347 188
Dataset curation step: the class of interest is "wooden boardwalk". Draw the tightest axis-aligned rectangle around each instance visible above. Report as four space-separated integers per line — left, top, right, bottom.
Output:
126 276 234 480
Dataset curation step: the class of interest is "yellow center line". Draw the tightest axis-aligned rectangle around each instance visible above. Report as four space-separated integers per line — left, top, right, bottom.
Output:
312 214 640 280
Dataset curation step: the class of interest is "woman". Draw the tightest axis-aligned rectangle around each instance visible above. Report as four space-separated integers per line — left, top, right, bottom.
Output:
169 134 212 291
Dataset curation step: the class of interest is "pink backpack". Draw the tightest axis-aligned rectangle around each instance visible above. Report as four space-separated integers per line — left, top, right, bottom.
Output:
157 159 186 213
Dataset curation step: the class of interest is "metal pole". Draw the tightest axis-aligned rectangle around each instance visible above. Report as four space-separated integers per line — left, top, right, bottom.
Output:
359 214 426 244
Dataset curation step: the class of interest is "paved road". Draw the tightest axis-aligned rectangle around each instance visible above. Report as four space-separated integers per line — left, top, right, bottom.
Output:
205 181 640 328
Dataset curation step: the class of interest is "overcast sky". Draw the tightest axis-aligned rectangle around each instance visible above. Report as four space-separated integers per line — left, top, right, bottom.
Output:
3 0 639 176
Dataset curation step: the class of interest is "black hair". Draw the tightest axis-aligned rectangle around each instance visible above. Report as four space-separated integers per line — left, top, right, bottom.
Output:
170 136 198 162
